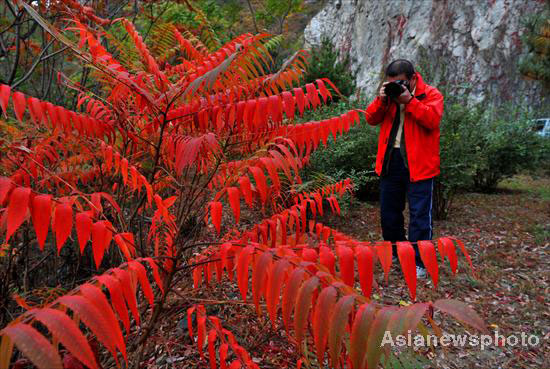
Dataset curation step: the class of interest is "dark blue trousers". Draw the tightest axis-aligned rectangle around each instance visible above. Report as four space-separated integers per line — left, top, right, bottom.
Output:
380 148 434 267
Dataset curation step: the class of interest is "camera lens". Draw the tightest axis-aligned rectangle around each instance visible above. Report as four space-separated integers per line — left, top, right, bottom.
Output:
384 82 403 98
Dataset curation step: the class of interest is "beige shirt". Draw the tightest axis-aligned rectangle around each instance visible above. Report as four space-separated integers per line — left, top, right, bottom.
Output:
394 87 416 148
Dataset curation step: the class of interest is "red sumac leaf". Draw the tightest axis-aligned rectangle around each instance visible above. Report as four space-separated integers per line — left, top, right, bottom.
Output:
6 187 31 242
187 306 196 341
114 233 135 261
433 299 487 333
266 259 289 327
54 202 73 254
12 91 26 122
252 251 272 315
227 187 240 223
1 323 63 369
75 212 92 255
316 79 331 103
208 329 217 369
0 177 13 205
56 295 119 363
78 284 127 362
439 237 458 274
349 303 376 369
120 158 129 185
193 265 203 289
91 221 112 269
95 274 130 333
31 195 52 250
143 258 164 294
375 241 392 283
400 303 429 335
337 245 354 287
209 201 222 235
293 87 306 116
238 175 253 208
418 241 438 288
236 246 254 302
112 268 140 325
451 237 475 274
328 295 355 368
0 84 10 118
366 307 395 369
282 91 295 120
128 260 155 308
312 286 337 364
219 343 229 369
294 276 319 348
282 268 305 335
197 314 206 359
31 308 99 369
356 246 374 298
397 241 417 301
260 157 280 191
319 246 335 275
249 166 267 204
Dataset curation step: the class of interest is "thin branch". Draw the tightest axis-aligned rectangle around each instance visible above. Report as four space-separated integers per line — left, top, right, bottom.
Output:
12 39 55 89
245 0 260 34
7 10 22 85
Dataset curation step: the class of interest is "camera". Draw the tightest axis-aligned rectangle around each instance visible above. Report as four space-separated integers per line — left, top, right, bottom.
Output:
384 80 410 99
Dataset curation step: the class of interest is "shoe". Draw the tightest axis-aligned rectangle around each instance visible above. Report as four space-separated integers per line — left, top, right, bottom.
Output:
416 266 427 279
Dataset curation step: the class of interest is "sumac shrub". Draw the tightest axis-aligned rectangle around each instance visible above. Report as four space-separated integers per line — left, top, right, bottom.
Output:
0 3 485 369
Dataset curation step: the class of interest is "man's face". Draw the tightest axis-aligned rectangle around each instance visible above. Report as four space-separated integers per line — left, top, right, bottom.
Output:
387 73 417 91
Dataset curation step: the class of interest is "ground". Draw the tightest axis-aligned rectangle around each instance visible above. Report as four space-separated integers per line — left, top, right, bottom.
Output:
154 174 549 369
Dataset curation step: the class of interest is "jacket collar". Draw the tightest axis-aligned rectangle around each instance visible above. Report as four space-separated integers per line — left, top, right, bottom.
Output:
413 72 427 100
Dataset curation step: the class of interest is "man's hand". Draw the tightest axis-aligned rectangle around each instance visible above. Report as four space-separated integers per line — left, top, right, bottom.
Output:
379 82 389 104
396 86 413 104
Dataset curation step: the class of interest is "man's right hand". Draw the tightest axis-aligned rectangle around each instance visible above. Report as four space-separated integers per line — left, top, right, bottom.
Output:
379 82 389 104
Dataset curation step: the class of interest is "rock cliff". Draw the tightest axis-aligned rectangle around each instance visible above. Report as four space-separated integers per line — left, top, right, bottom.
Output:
304 0 547 110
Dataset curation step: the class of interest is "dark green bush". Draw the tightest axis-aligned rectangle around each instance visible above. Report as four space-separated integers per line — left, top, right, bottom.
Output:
433 102 547 219
303 37 356 100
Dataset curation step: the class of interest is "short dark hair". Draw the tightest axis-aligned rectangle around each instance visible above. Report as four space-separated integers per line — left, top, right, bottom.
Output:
385 59 415 79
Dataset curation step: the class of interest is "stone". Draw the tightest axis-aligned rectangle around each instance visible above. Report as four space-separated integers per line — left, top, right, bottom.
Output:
304 0 547 109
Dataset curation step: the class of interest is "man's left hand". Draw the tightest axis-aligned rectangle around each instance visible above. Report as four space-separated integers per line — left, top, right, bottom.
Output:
395 87 413 104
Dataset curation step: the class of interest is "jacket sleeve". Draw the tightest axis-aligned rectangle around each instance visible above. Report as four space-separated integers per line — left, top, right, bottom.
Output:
404 88 444 130
365 96 389 126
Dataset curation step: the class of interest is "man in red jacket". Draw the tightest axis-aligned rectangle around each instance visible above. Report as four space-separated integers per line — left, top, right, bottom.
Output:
365 59 444 278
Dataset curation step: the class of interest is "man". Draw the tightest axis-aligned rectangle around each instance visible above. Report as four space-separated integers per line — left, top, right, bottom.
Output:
365 59 444 278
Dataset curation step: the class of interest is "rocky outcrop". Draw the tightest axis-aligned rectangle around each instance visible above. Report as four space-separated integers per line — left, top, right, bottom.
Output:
304 0 547 109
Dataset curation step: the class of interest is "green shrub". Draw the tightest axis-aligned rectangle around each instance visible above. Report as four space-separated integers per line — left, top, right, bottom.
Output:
537 138 550 176
469 107 544 192
433 102 547 219
433 103 483 219
300 100 379 201
303 37 356 100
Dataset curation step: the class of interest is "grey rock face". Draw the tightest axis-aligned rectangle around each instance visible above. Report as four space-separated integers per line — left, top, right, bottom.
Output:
304 0 547 109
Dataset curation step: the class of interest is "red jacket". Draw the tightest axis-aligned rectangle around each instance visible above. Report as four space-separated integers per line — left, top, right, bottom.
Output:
365 72 444 182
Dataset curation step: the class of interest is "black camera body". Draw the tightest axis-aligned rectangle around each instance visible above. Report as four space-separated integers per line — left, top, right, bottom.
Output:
384 80 411 99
